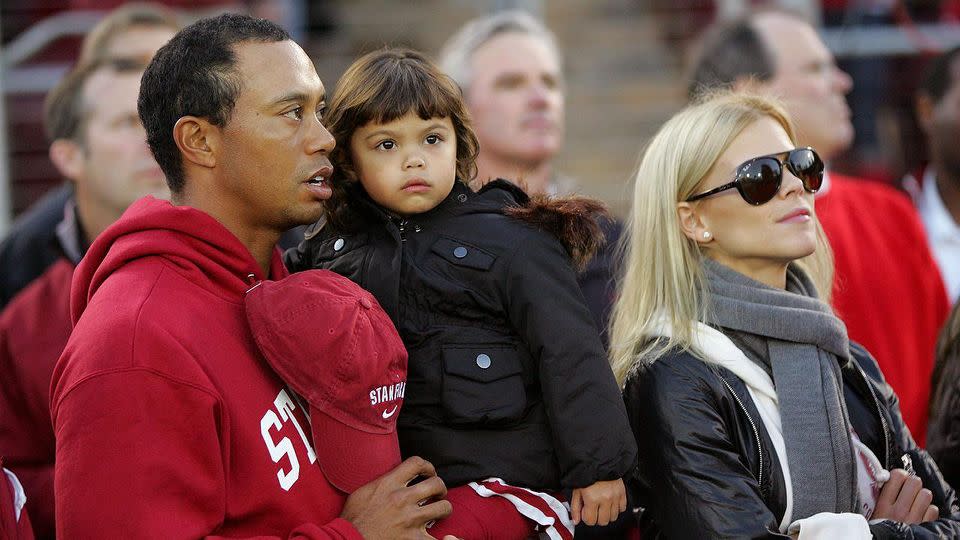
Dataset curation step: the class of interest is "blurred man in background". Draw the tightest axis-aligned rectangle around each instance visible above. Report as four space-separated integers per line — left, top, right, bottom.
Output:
688 8 949 444
0 6 175 537
0 3 179 308
439 11 621 340
907 46 960 305
440 10 565 194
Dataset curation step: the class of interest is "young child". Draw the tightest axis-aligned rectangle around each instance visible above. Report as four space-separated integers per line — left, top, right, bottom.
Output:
285 49 637 539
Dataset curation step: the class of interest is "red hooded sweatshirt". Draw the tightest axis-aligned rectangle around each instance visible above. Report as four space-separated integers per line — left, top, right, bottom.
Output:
0 258 72 539
49 197 362 539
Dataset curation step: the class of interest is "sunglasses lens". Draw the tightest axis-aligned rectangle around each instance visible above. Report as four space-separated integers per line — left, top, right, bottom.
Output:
738 158 781 205
788 149 824 192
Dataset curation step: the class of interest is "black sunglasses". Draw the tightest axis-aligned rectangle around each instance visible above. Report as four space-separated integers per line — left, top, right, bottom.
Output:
686 147 824 206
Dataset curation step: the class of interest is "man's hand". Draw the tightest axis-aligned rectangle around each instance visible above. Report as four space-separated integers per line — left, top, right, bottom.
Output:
872 468 939 524
340 456 454 539
570 478 627 526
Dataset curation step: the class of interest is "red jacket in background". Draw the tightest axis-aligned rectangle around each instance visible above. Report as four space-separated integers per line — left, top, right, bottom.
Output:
0 259 73 540
816 173 949 445
50 197 362 539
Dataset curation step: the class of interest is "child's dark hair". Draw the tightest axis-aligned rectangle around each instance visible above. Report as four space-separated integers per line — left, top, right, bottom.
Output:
323 48 479 229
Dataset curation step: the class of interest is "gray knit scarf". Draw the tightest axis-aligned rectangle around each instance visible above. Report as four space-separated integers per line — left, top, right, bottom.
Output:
703 259 858 519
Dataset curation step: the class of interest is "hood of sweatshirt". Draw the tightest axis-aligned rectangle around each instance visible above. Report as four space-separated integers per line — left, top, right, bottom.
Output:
71 196 287 324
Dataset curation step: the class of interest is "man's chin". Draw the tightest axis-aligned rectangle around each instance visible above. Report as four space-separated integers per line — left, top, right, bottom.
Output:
288 204 325 228
515 142 560 163
828 133 854 161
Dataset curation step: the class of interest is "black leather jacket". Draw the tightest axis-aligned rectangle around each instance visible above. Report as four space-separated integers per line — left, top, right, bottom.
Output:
624 341 960 539
285 180 636 490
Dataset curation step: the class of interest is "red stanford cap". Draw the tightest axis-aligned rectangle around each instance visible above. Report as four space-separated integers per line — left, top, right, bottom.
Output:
244 269 407 493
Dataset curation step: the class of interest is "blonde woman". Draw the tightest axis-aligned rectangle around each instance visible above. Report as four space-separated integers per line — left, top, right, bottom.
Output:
611 92 960 538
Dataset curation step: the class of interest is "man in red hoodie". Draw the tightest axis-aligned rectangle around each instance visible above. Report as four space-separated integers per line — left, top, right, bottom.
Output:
686 8 949 445
50 13 454 539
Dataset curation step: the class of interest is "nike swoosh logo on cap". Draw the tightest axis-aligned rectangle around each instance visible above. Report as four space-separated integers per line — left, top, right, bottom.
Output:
382 405 398 419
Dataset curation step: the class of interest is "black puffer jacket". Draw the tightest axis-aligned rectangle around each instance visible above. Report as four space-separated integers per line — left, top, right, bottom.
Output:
624 342 960 539
285 179 637 490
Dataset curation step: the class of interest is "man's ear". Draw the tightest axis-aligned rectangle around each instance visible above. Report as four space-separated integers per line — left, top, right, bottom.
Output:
677 201 712 244
48 139 85 182
916 93 935 135
174 116 218 169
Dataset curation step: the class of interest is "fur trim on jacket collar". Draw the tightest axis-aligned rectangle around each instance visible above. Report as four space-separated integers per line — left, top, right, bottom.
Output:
479 179 609 271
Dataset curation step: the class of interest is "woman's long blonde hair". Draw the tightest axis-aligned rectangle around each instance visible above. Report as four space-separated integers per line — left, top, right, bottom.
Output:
609 91 834 385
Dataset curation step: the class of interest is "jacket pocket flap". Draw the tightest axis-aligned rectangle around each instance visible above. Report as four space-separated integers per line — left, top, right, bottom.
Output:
442 345 522 383
431 237 496 271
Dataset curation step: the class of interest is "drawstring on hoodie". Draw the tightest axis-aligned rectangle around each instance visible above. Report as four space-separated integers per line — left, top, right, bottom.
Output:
245 273 261 295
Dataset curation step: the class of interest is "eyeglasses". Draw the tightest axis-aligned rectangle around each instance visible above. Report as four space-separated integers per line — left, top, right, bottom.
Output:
685 147 824 206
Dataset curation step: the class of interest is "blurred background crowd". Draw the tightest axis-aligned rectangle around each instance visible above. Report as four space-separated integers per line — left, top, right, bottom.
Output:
3 0 960 226
4 0 960 537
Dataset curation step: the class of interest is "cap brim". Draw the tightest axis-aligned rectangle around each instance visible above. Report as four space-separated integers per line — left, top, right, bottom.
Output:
311 409 402 494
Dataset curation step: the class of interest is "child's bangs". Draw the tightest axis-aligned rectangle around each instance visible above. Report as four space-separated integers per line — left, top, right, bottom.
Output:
359 65 463 127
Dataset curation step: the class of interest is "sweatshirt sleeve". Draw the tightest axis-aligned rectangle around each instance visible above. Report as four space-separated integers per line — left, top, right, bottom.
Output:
503 231 637 489
51 349 363 539
205 520 361 540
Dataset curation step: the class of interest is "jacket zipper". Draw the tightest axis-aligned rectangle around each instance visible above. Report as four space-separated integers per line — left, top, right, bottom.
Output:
718 376 765 498
398 219 407 243
853 362 892 470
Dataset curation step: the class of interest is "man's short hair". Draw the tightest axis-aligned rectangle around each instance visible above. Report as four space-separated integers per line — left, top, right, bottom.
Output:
80 2 180 64
137 13 290 193
686 17 774 100
920 46 960 104
438 9 561 93
44 57 149 145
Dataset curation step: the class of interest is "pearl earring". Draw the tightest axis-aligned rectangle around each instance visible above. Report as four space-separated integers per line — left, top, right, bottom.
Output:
702 231 712 240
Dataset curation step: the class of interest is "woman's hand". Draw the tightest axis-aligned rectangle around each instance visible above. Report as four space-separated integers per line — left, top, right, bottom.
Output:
872 468 939 524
